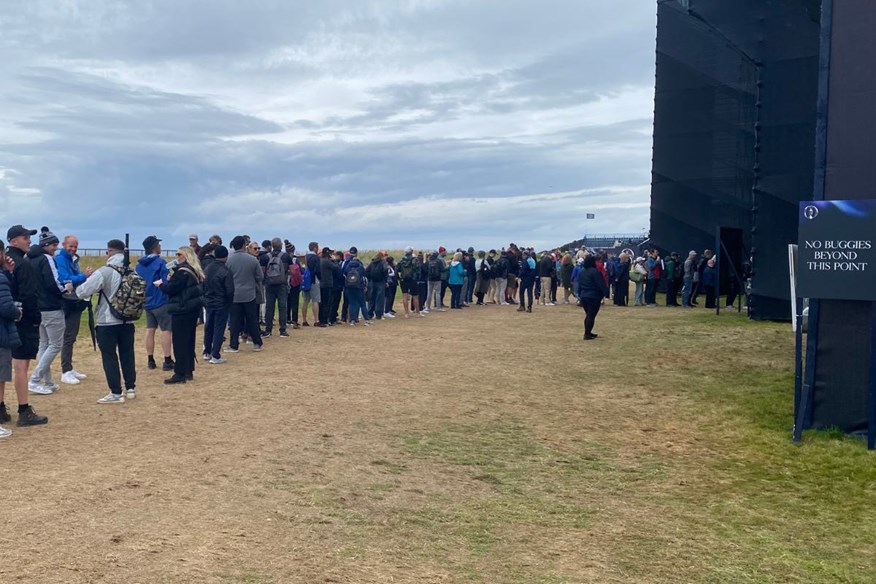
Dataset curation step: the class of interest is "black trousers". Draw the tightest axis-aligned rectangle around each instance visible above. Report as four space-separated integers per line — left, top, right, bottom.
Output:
287 285 300 324
230 300 262 349
331 287 343 323
385 284 397 314
581 298 601 337
418 282 428 310
520 279 535 309
551 278 558 303
318 287 333 325
61 307 84 373
440 280 448 305
172 312 199 377
96 324 136 394
613 279 629 306
666 279 679 306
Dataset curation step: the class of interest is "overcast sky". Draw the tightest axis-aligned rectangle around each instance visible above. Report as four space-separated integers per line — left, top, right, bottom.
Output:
0 1 657 250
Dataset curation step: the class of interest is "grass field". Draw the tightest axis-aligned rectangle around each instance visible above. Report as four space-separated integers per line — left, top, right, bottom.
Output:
3 296 874 583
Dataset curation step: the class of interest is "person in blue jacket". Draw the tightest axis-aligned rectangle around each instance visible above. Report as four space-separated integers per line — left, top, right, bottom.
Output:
136 236 174 371
448 252 466 309
577 254 610 340
55 235 93 385
342 247 369 325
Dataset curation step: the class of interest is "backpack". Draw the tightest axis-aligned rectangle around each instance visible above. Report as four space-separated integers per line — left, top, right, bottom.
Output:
480 259 492 279
345 265 362 287
301 266 312 292
428 259 442 280
101 265 146 322
288 261 303 288
265 252 286 286
398 257 415 281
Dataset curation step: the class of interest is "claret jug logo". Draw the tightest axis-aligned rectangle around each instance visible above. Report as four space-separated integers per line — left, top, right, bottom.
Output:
804 205 819 220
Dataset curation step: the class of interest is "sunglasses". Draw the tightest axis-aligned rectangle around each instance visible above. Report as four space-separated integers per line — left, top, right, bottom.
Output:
177 252 185 257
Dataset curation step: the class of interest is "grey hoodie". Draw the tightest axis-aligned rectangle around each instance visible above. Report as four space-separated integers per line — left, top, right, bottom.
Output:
225 249 263 303
76 252 125 326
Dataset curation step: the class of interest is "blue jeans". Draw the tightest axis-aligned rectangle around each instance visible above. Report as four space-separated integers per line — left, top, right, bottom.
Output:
465 275 476 303
450 284 463 308
368 283 386 319
681 277 693 307
204 306 229 359
346 286 366 322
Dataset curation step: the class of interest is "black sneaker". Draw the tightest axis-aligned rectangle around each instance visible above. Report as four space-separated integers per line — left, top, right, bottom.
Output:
164 375 187 385
185 373 194 381
162 360 175 372
261 331 272 338
279 331 290 337
0 403 11 423
17 406 48 426
148 358 157 370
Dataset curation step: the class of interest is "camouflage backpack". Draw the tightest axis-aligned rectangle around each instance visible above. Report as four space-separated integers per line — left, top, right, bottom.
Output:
101 265 147 322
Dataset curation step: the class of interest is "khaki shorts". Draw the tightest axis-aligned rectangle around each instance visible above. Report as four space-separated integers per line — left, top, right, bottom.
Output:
507 274 518 289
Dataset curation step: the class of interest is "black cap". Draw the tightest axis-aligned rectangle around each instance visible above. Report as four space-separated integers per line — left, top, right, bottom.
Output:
214 245 229 259
7 225 37 241
142 235 162 254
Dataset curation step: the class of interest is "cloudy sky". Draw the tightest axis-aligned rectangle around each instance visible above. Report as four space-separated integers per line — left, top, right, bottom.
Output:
0 1 657 251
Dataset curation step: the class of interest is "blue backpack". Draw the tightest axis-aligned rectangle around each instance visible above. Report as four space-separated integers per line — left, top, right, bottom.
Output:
301 266 312 292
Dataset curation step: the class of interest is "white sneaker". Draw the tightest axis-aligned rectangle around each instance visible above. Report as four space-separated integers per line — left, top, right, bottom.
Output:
0 425 11 439
435 308 446 312
28 381 52 395
209 357 227 364
404 313 410 319
419 312 426 318
226 347 239 353
203 353 211 361
97 393 125 404
44 381 60 392
126 389 136 400
421 309 430 314
384 313 395 319
245 339 253 345
252 345 263 352
547 302 556 306
71 370 87 380
500 302 509 306
363 320 373 326
61 371 81 385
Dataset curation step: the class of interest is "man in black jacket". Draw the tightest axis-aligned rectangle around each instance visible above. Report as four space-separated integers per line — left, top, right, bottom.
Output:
27 227 72 394
366 252 388 320
260 238 291 338
203 245 234 364
4 225 48 426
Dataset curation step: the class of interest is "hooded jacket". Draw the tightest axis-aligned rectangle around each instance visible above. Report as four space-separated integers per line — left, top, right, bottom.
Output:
76 253 126 327
0 270 22 349
55 248 88 287
6 246 41 326
136 254 170 310
342 257 367 290
26 245 66 312
449 260 466 285
367 258 388 284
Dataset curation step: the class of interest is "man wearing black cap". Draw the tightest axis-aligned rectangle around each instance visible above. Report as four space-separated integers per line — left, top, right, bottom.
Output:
4 225 48 426
26 226 72 394
136 235 174 371
202 245 234 363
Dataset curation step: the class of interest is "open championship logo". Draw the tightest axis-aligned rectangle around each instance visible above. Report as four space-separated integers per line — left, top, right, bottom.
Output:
804 205 819 220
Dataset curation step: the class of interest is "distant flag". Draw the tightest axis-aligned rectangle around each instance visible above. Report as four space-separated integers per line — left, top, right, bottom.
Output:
586 213 595 219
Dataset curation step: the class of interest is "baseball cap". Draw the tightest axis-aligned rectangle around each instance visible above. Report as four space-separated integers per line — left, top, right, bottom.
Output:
189 234 198 240
7 225 37 240
404 246 413 253
438 246 446 254
143 235 162 254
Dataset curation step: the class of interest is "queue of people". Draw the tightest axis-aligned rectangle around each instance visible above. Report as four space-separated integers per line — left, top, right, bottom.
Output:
5 225 722 440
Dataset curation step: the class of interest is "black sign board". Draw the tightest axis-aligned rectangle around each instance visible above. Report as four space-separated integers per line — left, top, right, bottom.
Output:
797 200 876 301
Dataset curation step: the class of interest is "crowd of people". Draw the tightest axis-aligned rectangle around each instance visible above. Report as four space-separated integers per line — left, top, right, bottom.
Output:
0 224 725 440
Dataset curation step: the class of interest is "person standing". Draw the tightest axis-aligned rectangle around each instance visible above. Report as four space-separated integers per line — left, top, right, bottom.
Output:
301 241 321 327
384 256 398 317
437 247 450 309
157 247 204 384
188 234 202 256
448 252 465 309
75 239 137 403
632 258 647 306
492 252 509 306
27 227 71 394
396 247 421 318
613 253 631 307
261 238 291 338
55 235 93 385
136 236 174 371
537 252 555 306
703 258 717 309
286 245 303 330
465 247 477 304
203 245 234 364
318 247 339 326
1 239 46 434
366 251 388 320
644 249 662 307
226 236 264 353
578 255 610 340
425 252 443 312
4 227 48 425
342 248 368 325
517 251 537 313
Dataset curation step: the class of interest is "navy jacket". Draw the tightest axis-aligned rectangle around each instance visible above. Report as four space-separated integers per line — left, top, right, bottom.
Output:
26 245 65 312
577 267 610 300
203 261 235 310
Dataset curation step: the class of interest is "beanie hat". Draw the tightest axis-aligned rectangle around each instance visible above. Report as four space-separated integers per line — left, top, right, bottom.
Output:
214 245 229 259
39 226 59 247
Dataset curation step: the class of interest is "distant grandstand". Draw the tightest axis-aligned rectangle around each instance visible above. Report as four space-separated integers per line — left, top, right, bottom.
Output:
560 234 648 253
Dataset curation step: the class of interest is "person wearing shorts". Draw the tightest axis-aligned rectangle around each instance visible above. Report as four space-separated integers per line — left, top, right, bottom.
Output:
137 236 174 371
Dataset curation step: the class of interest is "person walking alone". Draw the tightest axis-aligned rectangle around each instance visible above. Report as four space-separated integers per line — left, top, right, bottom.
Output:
578 255 610 340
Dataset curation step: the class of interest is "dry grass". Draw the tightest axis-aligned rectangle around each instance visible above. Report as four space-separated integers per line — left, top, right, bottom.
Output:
1 295 874 583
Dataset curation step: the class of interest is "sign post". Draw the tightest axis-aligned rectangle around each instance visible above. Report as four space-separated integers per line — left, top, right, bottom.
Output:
796 200 876 449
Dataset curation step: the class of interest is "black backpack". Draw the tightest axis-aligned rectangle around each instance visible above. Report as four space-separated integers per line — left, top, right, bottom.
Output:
265 252 286 285
428 259 442 280
345 266 362 287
